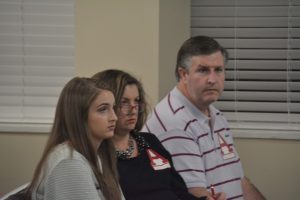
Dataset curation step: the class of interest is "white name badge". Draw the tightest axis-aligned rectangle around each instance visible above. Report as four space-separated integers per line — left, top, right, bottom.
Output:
146 149 171 170
218 134 235 160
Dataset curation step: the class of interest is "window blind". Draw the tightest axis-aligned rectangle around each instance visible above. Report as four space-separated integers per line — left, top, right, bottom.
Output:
191 0 300 139
0 0 74 132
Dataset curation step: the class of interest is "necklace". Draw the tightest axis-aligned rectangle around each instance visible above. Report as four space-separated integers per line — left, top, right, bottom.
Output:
116 135 135 159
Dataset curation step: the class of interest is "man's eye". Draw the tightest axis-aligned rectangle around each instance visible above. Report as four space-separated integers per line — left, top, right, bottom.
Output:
216 68 224 73
198 68 209 73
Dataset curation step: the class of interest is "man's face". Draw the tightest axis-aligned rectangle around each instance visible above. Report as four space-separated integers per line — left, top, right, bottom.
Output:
180 51 225 110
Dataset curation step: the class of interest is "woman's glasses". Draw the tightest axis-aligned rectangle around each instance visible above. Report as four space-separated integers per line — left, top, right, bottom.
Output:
118 102 144 114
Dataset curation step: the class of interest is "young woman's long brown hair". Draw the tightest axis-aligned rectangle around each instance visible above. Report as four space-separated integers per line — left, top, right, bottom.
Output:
25 77 122 200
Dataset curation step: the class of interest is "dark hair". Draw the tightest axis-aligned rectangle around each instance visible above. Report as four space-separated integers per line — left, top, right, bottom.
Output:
92 69 149 132
175 35 229 81
25 77 122 200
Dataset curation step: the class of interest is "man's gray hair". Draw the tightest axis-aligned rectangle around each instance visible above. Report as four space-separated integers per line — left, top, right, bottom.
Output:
175 35 229 81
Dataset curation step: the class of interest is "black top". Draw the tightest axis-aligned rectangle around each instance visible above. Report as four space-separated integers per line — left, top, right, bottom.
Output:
117 132 206 200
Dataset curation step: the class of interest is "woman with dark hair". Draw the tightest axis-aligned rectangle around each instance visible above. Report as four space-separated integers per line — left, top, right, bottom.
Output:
92 69 207 200
24 77 124 200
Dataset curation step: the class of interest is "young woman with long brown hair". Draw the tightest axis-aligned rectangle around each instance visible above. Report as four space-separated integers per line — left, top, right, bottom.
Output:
24 77 124 200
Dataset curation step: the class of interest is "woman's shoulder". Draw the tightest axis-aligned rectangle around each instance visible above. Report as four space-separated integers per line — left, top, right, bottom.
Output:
49 143 83 160
33 143 95 199
135 132 169 155
45 143 89 174
136 132 160 144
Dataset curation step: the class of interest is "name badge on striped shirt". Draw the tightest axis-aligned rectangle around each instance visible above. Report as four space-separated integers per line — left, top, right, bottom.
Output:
218 133 235 160
146 149 171 170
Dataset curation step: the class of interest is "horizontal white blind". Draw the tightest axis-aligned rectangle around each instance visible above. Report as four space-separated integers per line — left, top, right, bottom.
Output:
0 0 74 132
191 0 300 139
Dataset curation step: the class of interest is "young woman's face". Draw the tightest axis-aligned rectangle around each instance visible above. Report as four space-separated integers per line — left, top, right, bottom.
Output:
115 84 140 135
87 90 117 149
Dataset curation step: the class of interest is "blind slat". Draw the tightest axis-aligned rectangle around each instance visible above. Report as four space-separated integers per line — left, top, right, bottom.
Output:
223 112 300 123
220 91 300 101
226 60 300 70
192 28 300 38
192 7 297 17
214 101 300 113
224 81 300 91
226 71 300 80
192 17 300 27
191 0 297 6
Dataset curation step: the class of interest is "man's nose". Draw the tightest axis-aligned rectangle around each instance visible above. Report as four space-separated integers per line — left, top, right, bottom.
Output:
207 72 217 84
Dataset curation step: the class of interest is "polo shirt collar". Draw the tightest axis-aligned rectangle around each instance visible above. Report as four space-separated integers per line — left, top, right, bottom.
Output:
173 86 212 123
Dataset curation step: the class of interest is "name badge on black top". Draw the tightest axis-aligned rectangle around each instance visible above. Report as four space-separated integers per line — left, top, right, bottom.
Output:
146 149 171 170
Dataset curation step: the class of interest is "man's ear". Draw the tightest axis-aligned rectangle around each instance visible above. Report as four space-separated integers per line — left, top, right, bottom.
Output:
178 67 188 82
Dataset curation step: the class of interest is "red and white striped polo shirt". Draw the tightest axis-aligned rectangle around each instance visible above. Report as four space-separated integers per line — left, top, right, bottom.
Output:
142 87 244 200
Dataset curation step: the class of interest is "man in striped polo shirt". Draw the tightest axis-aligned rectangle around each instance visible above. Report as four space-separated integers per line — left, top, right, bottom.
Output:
142 36 265 200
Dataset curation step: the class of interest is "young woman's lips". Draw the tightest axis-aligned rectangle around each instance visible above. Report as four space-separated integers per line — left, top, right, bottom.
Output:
108 125 115 131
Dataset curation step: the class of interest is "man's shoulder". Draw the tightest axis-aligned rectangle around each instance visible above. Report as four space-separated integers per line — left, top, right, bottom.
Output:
146 106 191 130
144 87 203 136
154 93 189 119
144 100 195 135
